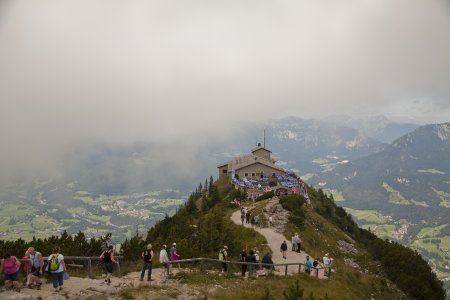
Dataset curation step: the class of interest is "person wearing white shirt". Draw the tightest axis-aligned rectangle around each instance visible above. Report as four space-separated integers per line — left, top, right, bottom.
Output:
323 253 331 276
159 245 169 278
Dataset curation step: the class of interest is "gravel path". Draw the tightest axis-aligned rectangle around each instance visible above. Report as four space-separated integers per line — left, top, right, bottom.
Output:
231 201 326 279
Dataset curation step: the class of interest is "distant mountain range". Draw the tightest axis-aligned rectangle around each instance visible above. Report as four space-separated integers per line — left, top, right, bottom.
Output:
2 115 449 285
325 114 420 143
310 123 450 216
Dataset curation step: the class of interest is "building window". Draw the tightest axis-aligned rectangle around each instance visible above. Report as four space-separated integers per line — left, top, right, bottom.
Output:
245 173 248 177
272 173 276 177
252 173 255 177
222 169 227 174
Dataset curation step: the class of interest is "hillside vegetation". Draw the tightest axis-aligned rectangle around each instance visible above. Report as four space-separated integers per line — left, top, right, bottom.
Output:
125 178 445 299
1 177 445 299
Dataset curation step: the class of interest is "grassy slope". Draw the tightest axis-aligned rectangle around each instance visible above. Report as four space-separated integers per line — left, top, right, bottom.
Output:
120 179 403 299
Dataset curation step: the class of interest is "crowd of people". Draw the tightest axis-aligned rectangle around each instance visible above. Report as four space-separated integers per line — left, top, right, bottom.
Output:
0 242 183 293
0 246 66 293
1 240 332 294
1 203 334 294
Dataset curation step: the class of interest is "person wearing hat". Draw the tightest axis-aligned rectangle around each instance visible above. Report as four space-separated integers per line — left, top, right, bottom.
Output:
159 245 169 278
219 245 229 273
170 242 180 272
140 244 154 281
323 253 330 276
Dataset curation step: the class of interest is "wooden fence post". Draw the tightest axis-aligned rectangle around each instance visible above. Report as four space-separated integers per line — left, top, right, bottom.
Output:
88 259 93 279
285 265 288 276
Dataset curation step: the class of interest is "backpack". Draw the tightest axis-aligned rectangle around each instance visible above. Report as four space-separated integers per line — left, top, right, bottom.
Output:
48 254 60 271
239 251 247 262
218 250 224 261
143 250 152 263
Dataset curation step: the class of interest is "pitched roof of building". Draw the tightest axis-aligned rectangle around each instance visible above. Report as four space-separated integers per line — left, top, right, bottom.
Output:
218 154 285 172
251 146 272 154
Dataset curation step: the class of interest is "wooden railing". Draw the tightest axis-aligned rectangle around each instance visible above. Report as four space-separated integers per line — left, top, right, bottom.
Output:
19 256 124 279
165 258 325 278
19 257 326 279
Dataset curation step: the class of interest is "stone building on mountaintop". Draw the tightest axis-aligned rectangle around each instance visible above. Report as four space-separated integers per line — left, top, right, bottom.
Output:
217 144 286 180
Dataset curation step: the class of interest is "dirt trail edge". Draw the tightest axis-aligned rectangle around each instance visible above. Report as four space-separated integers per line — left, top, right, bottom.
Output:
231 199 326 279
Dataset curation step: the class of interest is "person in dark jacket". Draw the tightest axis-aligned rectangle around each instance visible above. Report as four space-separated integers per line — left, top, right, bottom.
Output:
247 250 256 277
239 246 247 277
280 240 288 259
261 253 274 276
100 245 116 285
140 244 154 281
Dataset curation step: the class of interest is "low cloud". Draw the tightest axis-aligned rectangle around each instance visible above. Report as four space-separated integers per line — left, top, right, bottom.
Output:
0 0 449 182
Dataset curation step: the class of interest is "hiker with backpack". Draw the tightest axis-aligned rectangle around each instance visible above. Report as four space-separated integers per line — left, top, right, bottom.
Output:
261 252 274 276
219 245 228 273
140 244 154 281
47 246 66 292
0 253 21 292
100 245 116 285
26 247 44 290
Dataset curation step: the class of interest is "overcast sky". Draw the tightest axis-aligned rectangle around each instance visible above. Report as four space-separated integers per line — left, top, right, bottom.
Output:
1 0 449 179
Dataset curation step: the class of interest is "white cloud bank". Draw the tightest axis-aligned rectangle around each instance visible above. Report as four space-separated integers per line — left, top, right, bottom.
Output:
0 0 449 178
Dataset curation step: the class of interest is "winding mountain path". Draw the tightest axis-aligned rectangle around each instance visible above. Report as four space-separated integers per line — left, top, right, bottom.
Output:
231 200 326 279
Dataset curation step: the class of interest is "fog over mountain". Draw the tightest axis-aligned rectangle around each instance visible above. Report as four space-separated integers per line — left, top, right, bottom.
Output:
1 0 450 184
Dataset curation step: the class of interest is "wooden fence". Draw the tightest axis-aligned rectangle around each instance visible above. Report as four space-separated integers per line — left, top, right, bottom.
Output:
19 256 123 279
165 258 325 278
19 257 326 279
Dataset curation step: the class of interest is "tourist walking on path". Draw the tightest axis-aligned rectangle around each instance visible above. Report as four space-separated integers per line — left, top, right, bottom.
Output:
280 240 288 259
219 245 228 273
261 253 274 276
100 245 116 285
245 211 250 224
140 244 154 281
269 215 273 227
170 243 180 272
254 249 260 270
241 210 245 225
21 250 30 287
313 257 320 276
304 256 313 274
291 235 296 251
239 246 247 277
26 247 44 289
247 249 256 277
294 233 301 253
47 246 66 292
1 253 21 292
323 253 330 276
159 245 169 278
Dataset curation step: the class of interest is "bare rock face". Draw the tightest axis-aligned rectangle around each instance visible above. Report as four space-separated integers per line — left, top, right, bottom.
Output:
337 240 358 254
265 197 290 233
343 257 361 270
